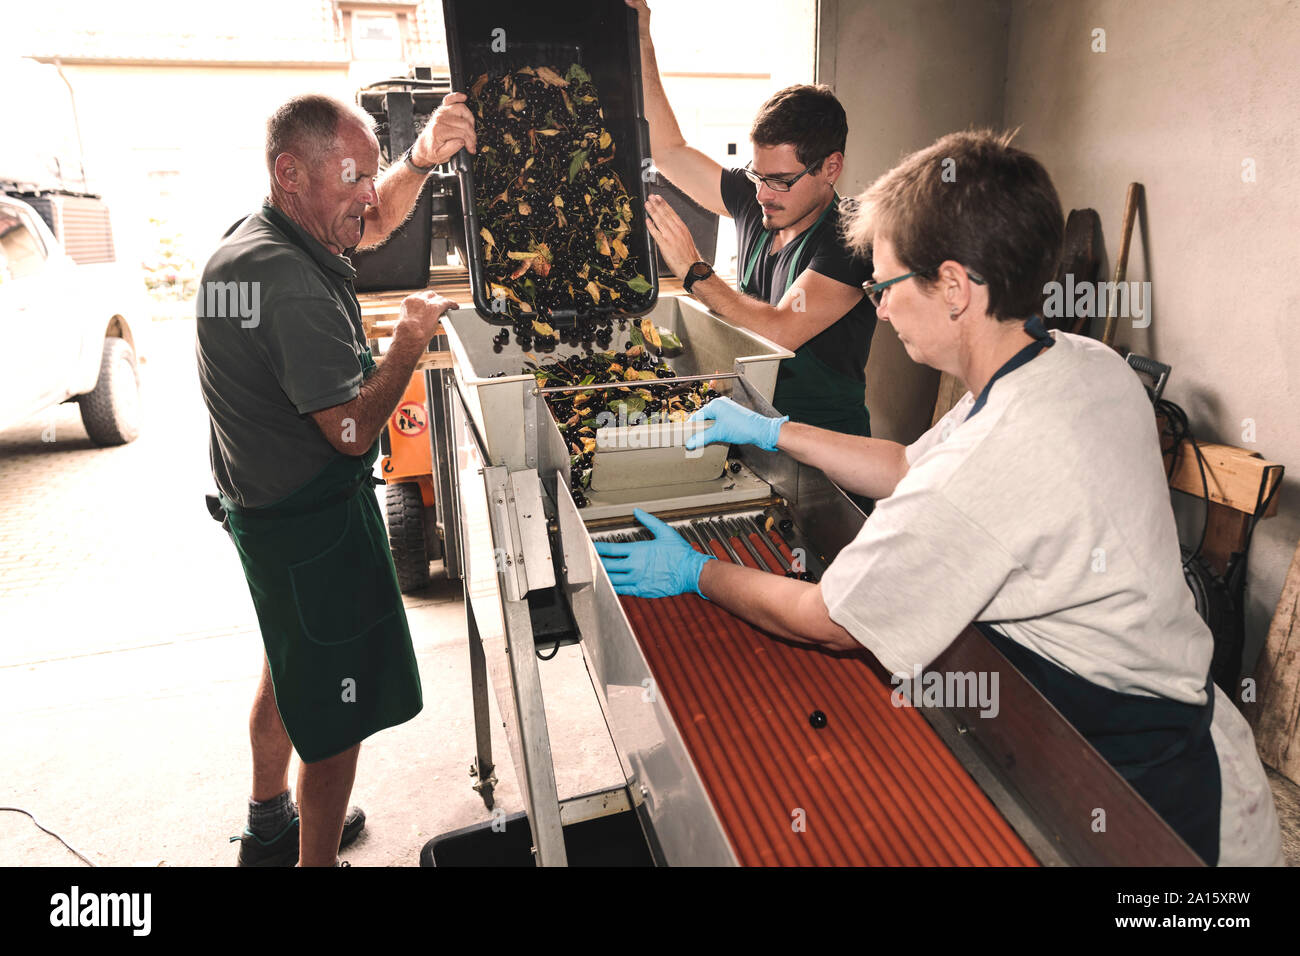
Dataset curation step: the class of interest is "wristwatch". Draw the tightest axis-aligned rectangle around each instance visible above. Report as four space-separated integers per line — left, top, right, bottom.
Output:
683 260 714 294
402 145 436 175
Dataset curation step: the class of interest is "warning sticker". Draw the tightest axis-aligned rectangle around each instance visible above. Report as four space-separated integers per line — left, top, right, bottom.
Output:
391 401 428 438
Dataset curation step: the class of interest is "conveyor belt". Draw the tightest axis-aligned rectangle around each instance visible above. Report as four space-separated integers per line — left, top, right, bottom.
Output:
609 516 1038 866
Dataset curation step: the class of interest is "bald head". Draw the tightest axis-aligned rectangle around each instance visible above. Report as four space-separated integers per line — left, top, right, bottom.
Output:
265 94 375 177
265 94 380 254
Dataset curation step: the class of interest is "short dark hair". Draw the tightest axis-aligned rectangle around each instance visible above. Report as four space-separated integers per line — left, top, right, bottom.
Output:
750 84 848 172
844 129 1064 321
265 94 373 174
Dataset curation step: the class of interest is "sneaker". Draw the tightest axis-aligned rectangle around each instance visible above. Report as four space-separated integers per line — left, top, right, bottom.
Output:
233 805 366 867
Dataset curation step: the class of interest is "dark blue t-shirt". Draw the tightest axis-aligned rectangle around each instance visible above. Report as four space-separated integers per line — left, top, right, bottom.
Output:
720 167 877 382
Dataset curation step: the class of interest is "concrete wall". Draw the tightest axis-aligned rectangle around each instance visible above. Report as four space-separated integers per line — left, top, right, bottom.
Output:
1002 0 1300 672
817 0 1300 670
817 0 1012 444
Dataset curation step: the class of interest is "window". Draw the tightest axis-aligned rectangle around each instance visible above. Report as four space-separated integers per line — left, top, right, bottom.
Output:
351 12 403 61
0 207 48 282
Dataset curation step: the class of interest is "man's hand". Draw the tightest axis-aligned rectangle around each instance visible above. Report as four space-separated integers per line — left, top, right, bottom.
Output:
594 509 715 598
645 194 702 278
393 290 458 349
411 92 477 167
310 292 457 456
686 397 787 452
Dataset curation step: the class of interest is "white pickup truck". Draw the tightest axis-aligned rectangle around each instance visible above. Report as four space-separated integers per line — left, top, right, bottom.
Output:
0 189 142 444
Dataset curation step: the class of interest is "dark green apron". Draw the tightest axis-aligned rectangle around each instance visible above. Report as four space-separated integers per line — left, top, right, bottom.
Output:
740 195 871 438
219 348 422 763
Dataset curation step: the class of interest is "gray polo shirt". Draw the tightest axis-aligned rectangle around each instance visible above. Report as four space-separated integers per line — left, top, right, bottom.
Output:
196 202 369 508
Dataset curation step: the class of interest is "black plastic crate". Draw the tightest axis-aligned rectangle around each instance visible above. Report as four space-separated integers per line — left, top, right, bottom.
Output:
421 804 654 866
442 0 659 323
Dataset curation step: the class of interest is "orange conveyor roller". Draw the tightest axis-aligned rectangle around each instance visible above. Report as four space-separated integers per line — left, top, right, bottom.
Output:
616 525 1038 867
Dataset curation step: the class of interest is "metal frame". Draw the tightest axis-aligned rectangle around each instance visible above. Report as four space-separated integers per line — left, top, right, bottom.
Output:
451 383 567 864
432 308 1202 867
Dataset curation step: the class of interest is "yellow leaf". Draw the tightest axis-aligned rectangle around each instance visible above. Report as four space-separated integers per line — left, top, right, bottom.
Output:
599 130 611 149
595 230 611 256
532 320 555 337
536 66 569 87
581 437 597 454
518 202 531 215
480 227 495 247
586 281 601 303
640 318 662 349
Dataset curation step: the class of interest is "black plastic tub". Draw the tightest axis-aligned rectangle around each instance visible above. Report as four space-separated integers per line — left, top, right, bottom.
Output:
442 0 659 324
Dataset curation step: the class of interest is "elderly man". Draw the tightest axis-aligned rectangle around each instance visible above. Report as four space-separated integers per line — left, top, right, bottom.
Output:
197 92 474 866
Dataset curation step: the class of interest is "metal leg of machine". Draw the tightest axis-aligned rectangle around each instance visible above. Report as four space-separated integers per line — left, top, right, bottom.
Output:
465 597 497 809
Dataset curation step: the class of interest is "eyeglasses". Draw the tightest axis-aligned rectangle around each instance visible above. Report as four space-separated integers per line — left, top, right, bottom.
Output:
742 158 823 192
862 268 986 308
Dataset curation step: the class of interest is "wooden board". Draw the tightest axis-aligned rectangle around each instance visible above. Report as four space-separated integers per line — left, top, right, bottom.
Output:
931 372 967 425
373 350 453 371
1165 440 1282 517
358 265 696 339
1248 538 1300 786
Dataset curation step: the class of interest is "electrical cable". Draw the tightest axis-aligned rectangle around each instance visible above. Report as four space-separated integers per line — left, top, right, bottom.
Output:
1156 398 1210 567
0 807 96 866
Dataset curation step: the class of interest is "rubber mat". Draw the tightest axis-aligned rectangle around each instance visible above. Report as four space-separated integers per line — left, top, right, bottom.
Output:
618 526 1038 866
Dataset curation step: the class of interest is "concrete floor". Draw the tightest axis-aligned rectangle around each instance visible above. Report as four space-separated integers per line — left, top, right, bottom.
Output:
0 568 626 867
0 320 622 867
2 319 1296 866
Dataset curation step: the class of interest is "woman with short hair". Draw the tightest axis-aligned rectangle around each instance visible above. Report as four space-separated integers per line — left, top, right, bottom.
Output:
596 129 1283 866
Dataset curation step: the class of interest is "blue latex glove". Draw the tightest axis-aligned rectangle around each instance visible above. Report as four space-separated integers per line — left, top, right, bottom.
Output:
685 396 788 452
594 508 716 599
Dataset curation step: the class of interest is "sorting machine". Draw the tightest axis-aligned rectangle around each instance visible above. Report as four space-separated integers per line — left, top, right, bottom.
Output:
420 294 1204 867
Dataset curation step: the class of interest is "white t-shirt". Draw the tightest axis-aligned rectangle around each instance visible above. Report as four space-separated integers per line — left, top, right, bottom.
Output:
820 331 1283 865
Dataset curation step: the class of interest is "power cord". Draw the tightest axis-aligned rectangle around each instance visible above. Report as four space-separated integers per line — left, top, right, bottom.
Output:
1155 398 1210 567
0 807 96 866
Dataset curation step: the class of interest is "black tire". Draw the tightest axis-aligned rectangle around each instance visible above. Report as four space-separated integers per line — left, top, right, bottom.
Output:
387 481 430 593
78 337 141 446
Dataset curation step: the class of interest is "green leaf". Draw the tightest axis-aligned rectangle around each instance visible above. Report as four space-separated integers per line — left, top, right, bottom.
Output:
578 374 596 386
608 394 646 417
657 327 683 351
566 63 592 85
582 417 600 428
626 274 652 294
629 325 644 348
568 149 589 183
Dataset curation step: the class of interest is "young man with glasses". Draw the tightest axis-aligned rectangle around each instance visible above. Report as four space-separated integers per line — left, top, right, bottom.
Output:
627 0 876 439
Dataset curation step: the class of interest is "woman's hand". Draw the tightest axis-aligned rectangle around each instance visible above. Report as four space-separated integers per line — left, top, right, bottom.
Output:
594 508 715 598
685 397 788 452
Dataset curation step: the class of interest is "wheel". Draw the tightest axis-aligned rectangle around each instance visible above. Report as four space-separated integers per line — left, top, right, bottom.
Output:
78 337 141 446
386 481 430 593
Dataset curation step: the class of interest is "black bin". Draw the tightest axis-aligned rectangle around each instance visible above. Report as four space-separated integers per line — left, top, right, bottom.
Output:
442 0 658 323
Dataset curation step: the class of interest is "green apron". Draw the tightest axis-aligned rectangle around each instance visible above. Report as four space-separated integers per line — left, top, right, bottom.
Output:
741 194 871 438
220 348 422 763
